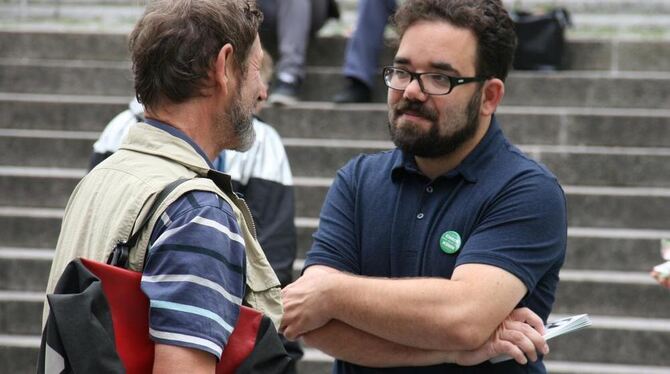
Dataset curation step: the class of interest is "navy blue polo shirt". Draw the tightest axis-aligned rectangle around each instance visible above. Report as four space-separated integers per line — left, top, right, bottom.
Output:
304 116 567 374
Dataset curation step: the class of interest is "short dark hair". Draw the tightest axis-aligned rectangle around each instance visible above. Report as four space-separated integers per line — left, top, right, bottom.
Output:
129 0 263 110
392 0 517 81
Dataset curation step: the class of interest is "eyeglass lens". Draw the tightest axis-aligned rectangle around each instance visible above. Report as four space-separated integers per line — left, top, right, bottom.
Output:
385 68 452 95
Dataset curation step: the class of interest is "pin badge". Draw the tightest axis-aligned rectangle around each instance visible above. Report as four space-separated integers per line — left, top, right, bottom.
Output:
440 231 461 254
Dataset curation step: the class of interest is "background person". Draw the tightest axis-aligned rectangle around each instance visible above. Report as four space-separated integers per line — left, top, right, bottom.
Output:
332 0 396 103
256 0 339 105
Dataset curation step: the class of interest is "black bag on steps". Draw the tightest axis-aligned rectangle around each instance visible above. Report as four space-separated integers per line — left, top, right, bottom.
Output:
511 8 572 71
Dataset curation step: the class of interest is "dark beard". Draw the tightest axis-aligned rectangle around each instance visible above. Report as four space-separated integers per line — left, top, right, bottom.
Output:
388 90 482 158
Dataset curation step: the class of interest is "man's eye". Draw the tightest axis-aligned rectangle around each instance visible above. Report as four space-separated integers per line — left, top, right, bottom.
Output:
394 70 410 79
428 74 450 86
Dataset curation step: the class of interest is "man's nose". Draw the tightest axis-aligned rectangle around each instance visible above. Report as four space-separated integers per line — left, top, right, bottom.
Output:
403 78 427 102
258 81 269 102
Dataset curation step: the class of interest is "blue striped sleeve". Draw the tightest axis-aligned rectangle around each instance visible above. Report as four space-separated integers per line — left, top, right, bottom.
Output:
140 190 246 359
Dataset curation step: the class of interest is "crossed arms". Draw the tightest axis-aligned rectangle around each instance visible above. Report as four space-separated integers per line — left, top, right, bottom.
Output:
280 263 549 367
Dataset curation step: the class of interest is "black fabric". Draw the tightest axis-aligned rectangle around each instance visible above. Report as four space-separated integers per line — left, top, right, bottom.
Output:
280 334 304 369
89 151 114 171
336 359 533 374
511 8 571 71
236 315 294 374
232 178 297 287
37 259 124 374
327 0 340 19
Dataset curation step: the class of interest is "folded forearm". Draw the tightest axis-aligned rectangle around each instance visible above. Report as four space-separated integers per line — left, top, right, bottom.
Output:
302 320 458 367
329 275 479 350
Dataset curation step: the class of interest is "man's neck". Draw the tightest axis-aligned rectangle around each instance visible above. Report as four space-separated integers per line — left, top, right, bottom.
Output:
145 99 221 161
415 116 491 180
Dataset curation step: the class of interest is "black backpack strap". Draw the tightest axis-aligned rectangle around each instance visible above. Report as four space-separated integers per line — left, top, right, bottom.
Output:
107 178 190 267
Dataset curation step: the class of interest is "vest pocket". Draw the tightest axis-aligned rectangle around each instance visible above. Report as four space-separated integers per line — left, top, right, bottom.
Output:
245 272 283 329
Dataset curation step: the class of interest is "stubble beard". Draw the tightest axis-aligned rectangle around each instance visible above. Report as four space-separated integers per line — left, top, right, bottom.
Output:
214 88 256 153
388 90 482 158
230 95 255 152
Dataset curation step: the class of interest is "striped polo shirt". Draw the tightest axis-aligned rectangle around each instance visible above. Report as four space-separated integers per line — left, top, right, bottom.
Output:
139 119 246 359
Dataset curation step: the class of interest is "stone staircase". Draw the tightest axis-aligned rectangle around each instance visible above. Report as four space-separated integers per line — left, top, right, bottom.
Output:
2 0 670 38
2 1 670 373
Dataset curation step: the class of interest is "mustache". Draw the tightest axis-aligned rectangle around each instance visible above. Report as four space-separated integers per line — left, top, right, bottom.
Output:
393 99 438 121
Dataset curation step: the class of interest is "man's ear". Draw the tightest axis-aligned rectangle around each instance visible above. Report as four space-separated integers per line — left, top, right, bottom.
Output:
480 78 505 116
213 43 236 95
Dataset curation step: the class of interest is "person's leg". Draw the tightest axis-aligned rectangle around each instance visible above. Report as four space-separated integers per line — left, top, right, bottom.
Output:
310 0 331 34
275 0 312 84
268 0 330 105
266 0 318 105
343 0 397 89
256 0 277 46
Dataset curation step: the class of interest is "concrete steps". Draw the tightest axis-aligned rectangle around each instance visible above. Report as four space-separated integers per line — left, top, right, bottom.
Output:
2 252 669 318
4 164 670 228
4 93 670 147
2 31 670 71
1 312 669 373
3 210 669 272
3 133 670 187
3 0 670 39
3 60 670 108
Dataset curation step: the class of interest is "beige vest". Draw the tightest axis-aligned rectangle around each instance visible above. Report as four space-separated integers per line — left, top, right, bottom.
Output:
44 123 283 327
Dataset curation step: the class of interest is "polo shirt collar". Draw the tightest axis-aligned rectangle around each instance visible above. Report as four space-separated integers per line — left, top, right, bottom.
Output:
391 115 504 183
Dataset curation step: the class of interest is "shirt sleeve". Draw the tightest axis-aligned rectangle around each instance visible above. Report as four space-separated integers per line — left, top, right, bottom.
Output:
456 172 567 297
304 160 361 274
140 190 246 360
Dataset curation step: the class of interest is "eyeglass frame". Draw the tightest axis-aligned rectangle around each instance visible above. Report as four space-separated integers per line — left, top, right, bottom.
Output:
382 66 488 96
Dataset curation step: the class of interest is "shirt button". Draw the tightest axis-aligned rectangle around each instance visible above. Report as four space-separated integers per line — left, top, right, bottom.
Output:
426 186 434 193
417 213 424 219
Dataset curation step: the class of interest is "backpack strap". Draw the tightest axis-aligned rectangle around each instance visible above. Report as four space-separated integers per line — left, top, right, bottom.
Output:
107 178 189 267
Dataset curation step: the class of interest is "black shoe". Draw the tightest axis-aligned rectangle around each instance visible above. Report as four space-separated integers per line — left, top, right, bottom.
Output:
269 79 300 106
332 77 372 103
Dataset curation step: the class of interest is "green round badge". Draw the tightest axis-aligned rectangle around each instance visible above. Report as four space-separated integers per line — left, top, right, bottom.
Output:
440 231 462 254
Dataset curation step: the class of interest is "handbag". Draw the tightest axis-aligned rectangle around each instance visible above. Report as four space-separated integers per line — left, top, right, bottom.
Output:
511 8 572 71
38 178 292 374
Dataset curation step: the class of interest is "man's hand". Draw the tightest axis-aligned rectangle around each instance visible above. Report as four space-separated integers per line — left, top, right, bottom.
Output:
453 307 548 366
280 266 339 340
651 270 670 289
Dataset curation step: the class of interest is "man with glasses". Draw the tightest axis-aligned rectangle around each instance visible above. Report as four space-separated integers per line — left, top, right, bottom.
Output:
280 0 567 373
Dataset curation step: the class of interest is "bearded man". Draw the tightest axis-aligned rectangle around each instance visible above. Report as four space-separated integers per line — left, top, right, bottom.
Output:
43 1 286 372
280 0 567 373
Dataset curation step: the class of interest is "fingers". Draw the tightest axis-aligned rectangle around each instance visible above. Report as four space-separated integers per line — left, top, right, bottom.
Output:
492 340 528 365
280 325 301 341
498 324 536 362
510 307 545 335
278 305 304 340
500 320 548 362
651 271 670 289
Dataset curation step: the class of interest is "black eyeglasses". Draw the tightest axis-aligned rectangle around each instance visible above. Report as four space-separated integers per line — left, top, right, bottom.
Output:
382 66 487 95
